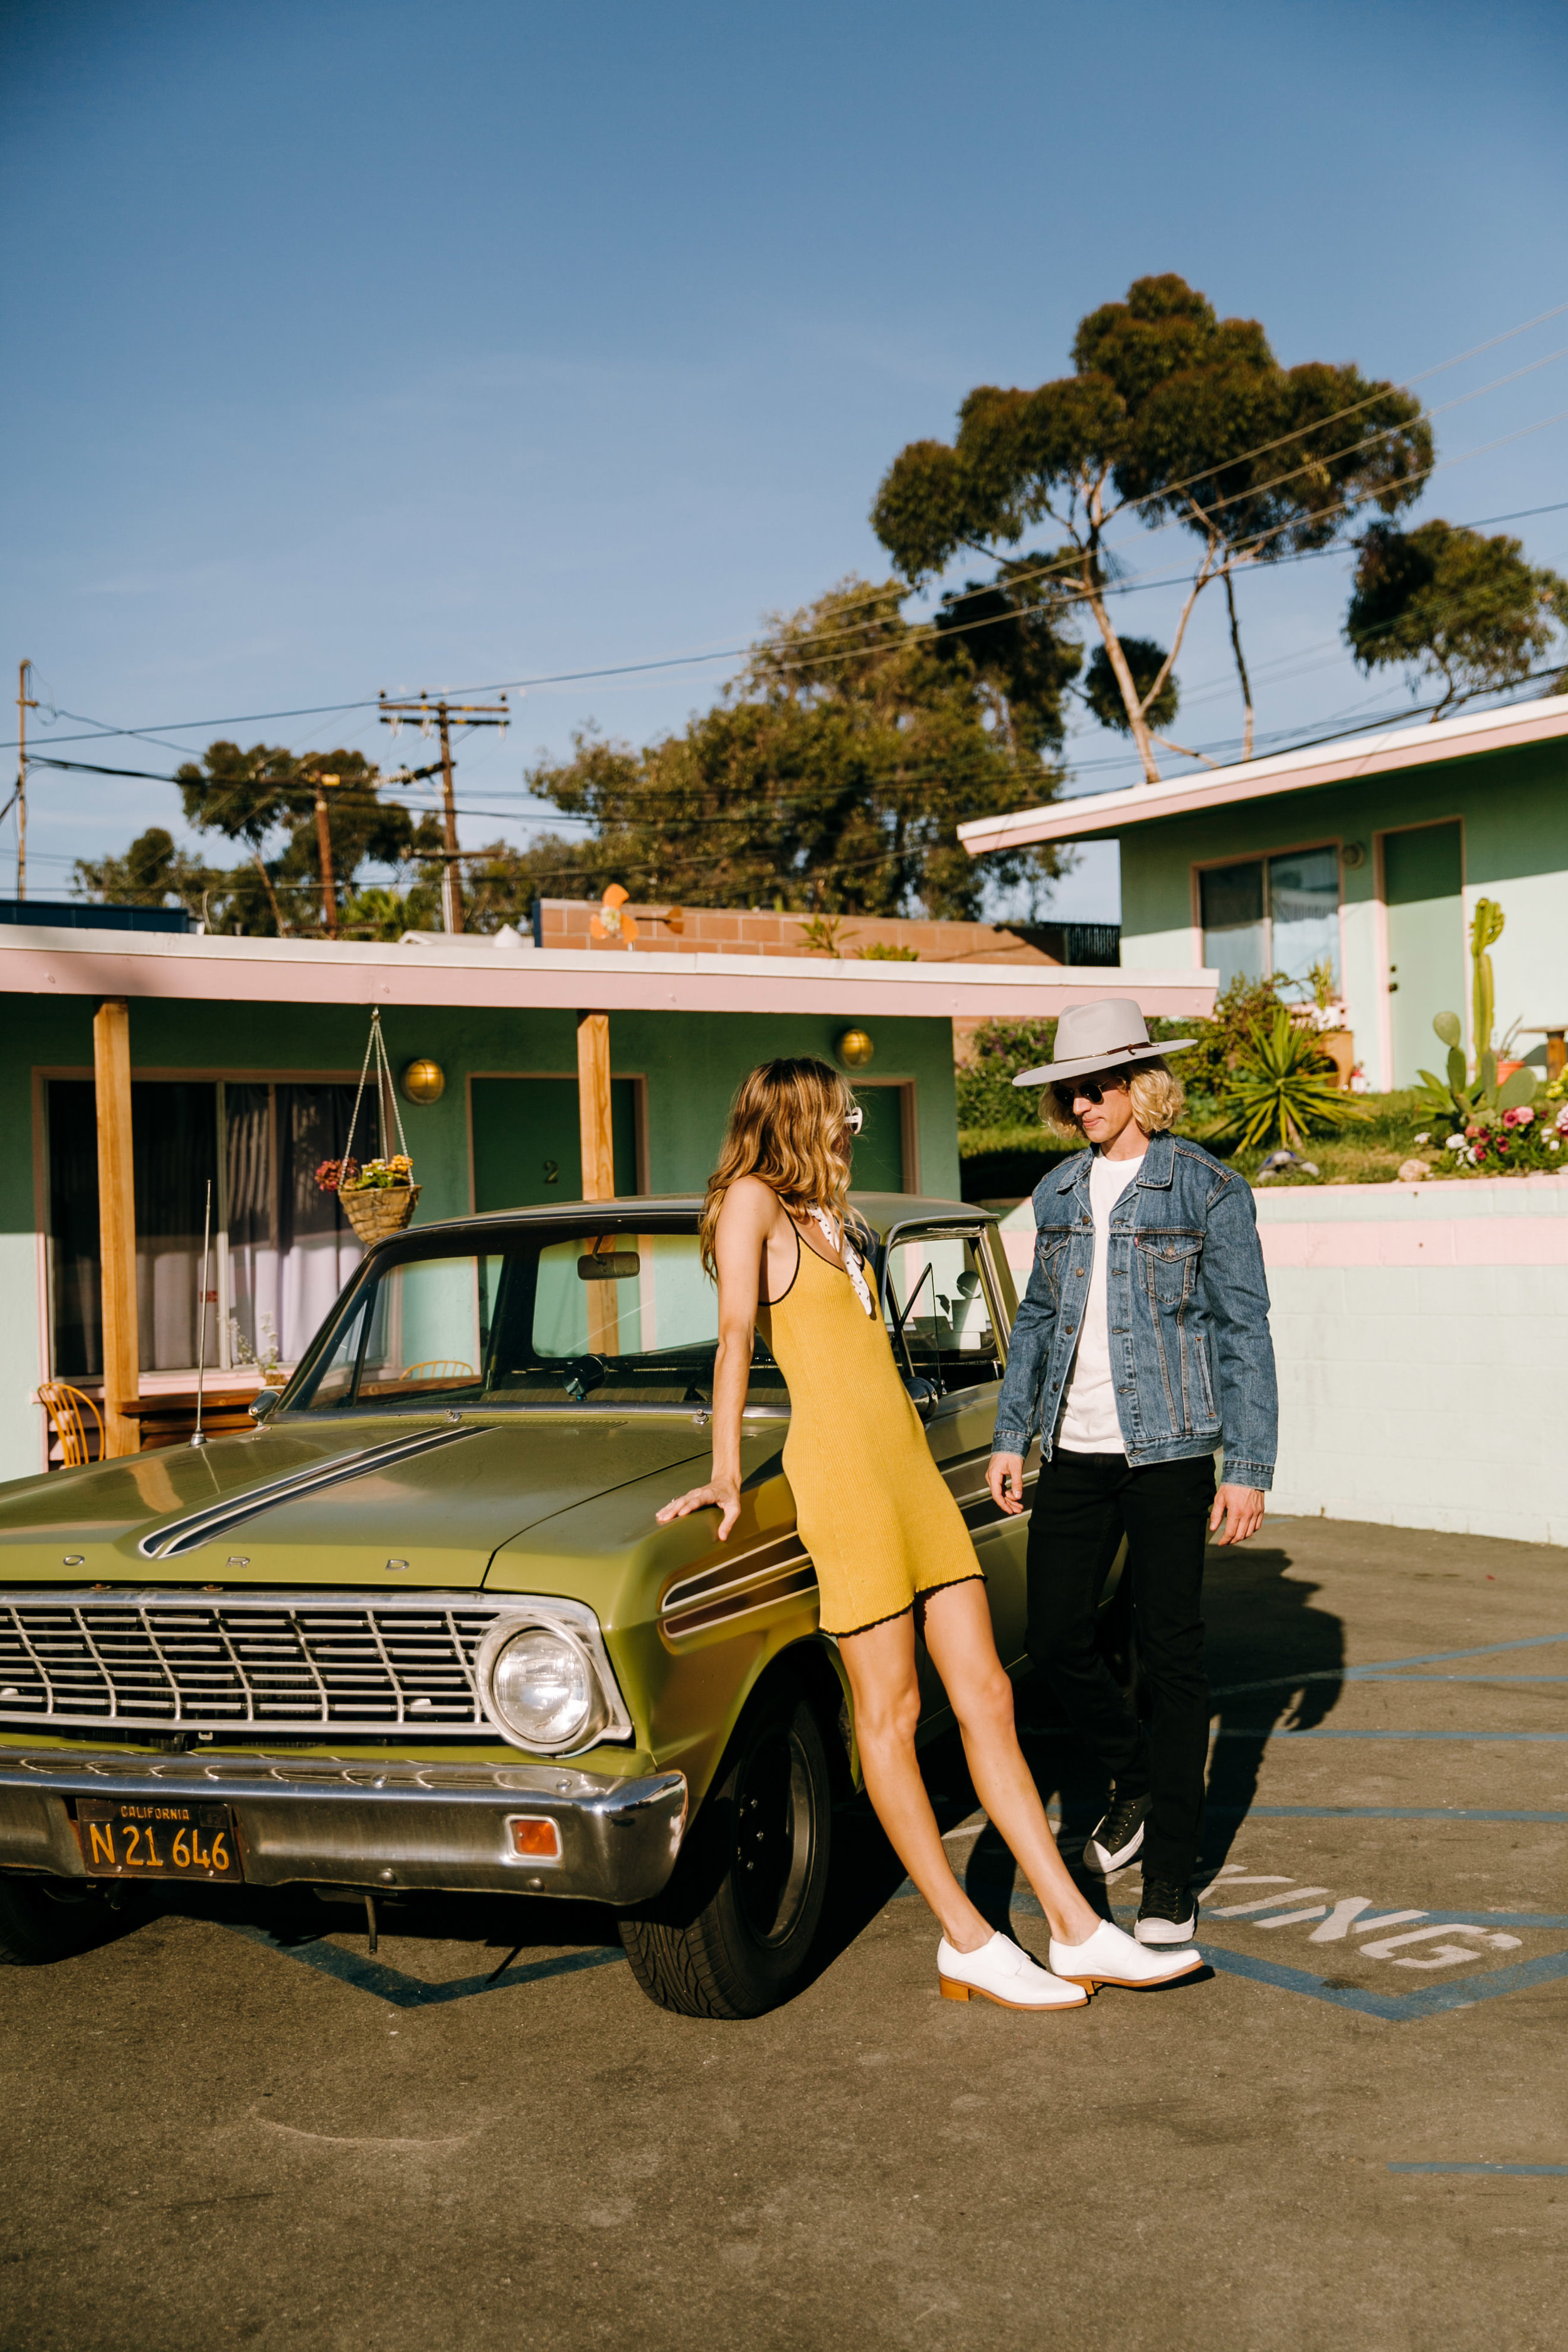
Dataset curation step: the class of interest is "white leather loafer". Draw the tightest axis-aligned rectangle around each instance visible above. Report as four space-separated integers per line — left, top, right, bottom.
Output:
1048 1917 1203 1990
938 1931 1089 2011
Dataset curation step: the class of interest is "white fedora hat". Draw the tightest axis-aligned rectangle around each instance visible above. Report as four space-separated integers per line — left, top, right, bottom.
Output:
1013 997 1194 1089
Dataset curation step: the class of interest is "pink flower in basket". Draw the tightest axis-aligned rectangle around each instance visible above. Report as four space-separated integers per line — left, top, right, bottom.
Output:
1501 1105 1535 1129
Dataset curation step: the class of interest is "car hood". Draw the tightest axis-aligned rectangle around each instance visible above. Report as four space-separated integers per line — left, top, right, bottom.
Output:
0 1415 713 1592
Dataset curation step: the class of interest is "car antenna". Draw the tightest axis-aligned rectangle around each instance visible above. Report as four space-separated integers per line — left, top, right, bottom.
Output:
191 1179 212 1449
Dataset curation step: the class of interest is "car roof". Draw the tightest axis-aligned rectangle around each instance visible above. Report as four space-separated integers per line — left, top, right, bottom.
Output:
403 1191 991 1247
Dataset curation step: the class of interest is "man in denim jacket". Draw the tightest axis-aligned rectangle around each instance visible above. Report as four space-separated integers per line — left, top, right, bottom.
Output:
987 999 1277 1947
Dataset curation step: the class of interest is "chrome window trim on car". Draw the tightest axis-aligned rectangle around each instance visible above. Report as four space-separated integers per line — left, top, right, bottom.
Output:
876 1217 1011 1391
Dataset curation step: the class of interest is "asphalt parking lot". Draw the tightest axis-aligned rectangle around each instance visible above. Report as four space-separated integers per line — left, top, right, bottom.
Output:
1 1515 1564 2352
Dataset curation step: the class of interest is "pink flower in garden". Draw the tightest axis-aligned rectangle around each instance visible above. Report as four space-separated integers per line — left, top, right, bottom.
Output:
1502 1105 1534 1128
1557 1104 1568 1135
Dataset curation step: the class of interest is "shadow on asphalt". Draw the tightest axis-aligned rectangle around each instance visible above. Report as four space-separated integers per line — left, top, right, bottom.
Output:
38 1539 1347 2001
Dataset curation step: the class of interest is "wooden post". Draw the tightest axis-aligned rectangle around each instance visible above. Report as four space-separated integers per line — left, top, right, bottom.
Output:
576 1012 617 1355
93 999 141 1456
576 1012 615 1202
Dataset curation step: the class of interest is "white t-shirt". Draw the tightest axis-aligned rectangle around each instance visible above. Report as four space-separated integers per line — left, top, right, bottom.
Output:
1057 1148 1144 1454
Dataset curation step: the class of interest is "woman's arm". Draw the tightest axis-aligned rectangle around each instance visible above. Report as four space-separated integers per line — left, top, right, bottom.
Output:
655 1179 774 1542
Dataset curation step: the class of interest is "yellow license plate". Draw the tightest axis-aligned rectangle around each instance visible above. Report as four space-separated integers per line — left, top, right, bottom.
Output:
73 1798 241 1882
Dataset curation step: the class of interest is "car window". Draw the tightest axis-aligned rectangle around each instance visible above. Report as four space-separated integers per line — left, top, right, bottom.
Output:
882 1230 1001 1394
290 1227 789 1411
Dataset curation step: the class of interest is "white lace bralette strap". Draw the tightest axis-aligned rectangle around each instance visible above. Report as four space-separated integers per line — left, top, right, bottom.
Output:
807 1204 875 1317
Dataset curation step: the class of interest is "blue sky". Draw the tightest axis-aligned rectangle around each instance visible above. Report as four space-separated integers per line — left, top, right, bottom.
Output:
3 0 1566 921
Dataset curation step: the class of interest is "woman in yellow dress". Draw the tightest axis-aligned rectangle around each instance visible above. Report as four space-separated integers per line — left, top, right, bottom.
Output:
658 1057 1201 2009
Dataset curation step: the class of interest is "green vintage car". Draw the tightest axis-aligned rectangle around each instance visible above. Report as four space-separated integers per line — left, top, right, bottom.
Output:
0 1193 1037 2018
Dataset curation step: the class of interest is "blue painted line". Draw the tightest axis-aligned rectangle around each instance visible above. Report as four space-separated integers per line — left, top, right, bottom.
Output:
224 1922 625 2008
1388 2163 1568 2176
1207 1804 1568 1821
895 1878 1568 2024
1215 1729 1568 1743
1210 1629 1568 1699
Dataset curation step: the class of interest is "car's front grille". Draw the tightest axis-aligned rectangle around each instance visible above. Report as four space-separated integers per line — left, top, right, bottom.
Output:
0 1592 504 1736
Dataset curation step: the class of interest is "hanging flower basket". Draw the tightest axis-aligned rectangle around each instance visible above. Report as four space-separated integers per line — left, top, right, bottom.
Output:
314 1010 423 1248
339 1178 421 1244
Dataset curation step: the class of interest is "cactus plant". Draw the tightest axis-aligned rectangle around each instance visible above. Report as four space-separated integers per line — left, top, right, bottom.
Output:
1470 898 1505 1065
1416 1008 1537 1135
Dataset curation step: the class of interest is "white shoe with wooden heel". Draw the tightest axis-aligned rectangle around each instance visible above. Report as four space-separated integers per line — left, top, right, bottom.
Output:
937 1931 1089 2011
1048 1917 1203 1990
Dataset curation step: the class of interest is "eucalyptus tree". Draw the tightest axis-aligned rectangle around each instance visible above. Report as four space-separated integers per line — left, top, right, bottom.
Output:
872 273 1430 776
1346 520 1568 716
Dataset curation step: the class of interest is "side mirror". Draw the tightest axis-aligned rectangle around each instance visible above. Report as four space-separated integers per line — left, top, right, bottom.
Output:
903 1375 938 1422
248 1388 280 1423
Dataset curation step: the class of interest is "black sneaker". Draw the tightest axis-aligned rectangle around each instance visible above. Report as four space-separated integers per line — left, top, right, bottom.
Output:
1135 1877 1197 1945
1081 1788 1151 1877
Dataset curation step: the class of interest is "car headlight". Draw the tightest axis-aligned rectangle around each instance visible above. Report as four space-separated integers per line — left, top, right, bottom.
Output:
475 1609 628 1755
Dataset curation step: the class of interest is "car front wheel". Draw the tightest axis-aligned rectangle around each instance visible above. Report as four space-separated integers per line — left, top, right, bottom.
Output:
618 1672 832 2020
0 1875 120 1966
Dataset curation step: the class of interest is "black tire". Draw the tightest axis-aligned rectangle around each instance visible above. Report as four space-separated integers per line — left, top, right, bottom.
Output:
0 1875 119 1965
618 1673 833 2020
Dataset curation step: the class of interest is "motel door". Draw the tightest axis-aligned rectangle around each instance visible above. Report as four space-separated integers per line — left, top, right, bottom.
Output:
1383 822 1465 1086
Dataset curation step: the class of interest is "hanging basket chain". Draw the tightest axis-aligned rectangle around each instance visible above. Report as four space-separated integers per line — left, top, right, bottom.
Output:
344 1009 412 1175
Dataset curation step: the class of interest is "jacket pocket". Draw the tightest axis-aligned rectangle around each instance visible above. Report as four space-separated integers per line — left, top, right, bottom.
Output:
1034 1232 1069 1305
1135 1230 1202 1311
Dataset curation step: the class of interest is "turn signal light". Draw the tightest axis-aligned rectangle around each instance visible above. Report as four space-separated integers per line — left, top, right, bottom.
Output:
508 1816 562 1860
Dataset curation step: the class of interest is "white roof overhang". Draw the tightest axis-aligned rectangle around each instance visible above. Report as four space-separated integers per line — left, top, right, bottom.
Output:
958 692 1568 854
0 928 1218 1019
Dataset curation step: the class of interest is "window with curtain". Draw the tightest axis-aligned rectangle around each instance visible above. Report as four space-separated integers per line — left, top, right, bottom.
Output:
226 1084 362 1367
48 1078 363 1380
1199 847 1340 994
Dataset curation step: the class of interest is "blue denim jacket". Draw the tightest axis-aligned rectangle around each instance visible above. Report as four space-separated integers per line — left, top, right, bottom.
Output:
993 1130 1278 1488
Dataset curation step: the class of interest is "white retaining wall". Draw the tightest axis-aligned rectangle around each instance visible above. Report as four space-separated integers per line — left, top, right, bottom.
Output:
1000 1172 1568 1549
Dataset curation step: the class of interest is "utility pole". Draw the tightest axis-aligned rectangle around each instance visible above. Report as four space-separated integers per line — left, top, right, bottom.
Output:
377 692 509 933
16 660 38 901
308 769 341 937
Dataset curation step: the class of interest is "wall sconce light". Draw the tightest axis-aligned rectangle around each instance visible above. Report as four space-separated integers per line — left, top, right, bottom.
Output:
1341 842 1367 870
835 1027 875 1069
400 1058 447 1104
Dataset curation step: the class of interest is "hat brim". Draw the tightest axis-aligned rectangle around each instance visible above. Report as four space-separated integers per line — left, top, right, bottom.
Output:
1012 1038 1195 1088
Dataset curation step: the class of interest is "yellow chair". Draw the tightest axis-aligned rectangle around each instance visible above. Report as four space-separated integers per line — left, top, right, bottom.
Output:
401 1360 475 1382
38 1382 105 1468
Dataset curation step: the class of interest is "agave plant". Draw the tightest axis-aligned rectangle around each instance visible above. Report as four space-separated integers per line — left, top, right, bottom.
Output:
1211 1008 1367 1152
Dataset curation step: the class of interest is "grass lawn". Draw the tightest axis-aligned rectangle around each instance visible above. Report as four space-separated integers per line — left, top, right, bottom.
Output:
959 1091 1441 1201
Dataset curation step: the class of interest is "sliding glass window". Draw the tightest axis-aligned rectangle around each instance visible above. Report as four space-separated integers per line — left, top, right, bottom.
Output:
1199 846 1340 993
47 1079 362 1380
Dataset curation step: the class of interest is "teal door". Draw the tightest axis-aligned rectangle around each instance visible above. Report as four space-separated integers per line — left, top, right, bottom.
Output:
1384 822 1465 1084
849 1084 908 1192
471 1077 639 1211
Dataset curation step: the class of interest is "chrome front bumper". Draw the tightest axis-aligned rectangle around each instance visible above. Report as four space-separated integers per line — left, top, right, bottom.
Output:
0 1750 687 1904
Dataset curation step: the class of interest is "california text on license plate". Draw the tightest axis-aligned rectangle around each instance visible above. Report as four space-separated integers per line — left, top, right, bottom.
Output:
73 1798 241 1882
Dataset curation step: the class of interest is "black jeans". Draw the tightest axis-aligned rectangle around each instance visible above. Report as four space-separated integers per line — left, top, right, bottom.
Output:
1025 1450 1216 1886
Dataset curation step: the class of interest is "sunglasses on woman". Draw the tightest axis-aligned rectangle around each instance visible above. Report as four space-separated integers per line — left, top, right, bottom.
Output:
1051 1076 1128 1112
844 1104 864 1135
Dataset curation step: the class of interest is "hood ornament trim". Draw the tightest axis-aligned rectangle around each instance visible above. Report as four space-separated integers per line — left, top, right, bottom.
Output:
137 1426 485 1560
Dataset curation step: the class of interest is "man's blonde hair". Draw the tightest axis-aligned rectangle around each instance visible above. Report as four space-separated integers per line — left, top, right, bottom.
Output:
1038 1056 1185 1139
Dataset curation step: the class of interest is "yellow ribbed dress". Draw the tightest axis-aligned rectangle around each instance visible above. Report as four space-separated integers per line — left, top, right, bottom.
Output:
759 1228 984 1639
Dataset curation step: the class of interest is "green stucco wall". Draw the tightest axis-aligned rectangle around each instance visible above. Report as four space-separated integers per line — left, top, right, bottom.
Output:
1116 738 1568 1088
0 994 960 1479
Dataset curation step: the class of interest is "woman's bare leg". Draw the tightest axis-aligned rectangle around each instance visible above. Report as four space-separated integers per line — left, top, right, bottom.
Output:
838 1612 997 1954
918 1581 1101 1945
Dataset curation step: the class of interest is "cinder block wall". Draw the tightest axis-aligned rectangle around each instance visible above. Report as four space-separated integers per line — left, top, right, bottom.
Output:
1001 1173 1568 1547
537 899 1058 965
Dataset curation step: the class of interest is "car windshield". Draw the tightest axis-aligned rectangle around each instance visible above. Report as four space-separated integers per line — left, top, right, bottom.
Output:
289 1224 791 1413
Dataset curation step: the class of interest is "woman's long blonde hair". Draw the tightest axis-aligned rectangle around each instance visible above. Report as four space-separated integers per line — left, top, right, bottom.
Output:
699 1057 858 1277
